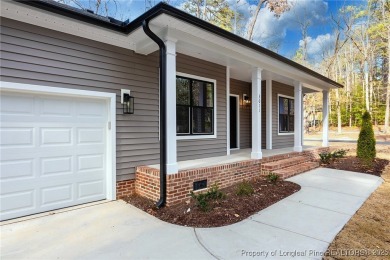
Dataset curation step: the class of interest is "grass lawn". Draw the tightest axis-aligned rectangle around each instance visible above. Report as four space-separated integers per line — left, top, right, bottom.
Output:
324 144 390 260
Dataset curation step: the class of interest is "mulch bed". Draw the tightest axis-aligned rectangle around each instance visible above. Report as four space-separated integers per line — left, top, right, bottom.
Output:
322 156 389 177
124 178 300 228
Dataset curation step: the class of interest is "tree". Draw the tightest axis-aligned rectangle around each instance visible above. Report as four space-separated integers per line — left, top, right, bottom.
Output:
183 0 237 32
55 0 119 17
357 111 376 165
246 0 290 41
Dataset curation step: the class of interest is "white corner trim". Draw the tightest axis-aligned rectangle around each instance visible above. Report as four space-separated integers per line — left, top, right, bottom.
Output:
0 81 117 200
277 93 295 136
176 72 217 140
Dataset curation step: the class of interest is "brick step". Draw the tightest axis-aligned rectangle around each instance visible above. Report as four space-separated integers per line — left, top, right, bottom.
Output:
273 161 319 179
261 155 309 172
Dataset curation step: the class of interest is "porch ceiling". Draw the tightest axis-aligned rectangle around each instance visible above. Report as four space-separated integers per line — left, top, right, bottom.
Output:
133 15 332 92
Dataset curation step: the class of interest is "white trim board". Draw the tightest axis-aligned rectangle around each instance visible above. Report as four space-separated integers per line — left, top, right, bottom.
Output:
277 94 295 136
176 72 217 140
0 81 117 201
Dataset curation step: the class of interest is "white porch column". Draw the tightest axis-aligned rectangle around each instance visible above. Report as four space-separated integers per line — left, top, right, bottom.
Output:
322 90 329 147
265 79 272 150
165 39 178 174
251 67 263 159
226 66 231 155
293 81 303 152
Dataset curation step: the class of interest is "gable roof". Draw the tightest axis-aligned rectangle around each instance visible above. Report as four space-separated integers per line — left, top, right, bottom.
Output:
17 0 343 89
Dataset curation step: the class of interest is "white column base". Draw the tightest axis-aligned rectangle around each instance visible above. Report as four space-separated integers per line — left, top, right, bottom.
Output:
251 151 263 160
294 146 303 152
322 141 329 147
166 163 179 174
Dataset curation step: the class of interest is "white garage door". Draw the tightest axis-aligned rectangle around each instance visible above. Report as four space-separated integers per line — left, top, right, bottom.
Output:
0 90 109 220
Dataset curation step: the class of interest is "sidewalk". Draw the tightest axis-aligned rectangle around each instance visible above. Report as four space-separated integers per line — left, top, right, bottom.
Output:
1 168 383 260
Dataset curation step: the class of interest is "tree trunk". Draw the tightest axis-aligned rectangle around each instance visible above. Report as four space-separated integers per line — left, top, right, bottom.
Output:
385 27 390 133
246 0 265 41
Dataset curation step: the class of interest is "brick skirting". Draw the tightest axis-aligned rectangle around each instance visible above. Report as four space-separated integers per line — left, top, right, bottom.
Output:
116 179 136 199
134 147 330 206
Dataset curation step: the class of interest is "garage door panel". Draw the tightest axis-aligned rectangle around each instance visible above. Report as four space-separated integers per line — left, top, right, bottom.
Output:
0 94 35 116
0 90 109 221
76 100 107 119
0 127 34 147
39 97 73 117
0 190 35 215
78 180 105 199
0 159 34 180
41 184 73 207
41 156 73 176
77 128 105 144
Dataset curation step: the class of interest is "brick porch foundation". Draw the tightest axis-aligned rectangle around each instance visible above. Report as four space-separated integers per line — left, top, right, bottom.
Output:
134 147 330 206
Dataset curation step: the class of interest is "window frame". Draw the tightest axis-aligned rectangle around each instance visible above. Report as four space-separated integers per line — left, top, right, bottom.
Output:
176 72 217 140
277 94 295 135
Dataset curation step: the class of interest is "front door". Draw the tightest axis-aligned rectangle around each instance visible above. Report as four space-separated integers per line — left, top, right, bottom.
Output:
230 95 239 149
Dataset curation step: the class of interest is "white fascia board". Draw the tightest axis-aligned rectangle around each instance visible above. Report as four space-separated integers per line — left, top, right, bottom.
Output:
1 1 136 50
147 15 337 91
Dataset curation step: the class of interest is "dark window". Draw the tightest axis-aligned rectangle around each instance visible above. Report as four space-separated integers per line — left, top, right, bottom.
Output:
176 76 214 135
279 96 294 133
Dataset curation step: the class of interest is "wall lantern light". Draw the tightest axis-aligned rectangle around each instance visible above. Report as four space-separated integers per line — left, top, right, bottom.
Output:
121 89 134 114
243 94 250 104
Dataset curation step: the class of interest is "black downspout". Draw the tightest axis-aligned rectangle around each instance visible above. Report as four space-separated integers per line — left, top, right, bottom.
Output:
142 19 167 208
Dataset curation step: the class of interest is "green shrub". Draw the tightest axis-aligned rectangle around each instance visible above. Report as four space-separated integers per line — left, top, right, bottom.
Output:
266 172 279 184
319 152 333 164
357 111 376 165
236 180 254 196
332 149 348 159
190 183 225 211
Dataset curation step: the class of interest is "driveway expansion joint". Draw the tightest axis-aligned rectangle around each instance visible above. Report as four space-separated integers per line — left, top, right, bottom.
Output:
193 228 220 260
284 198 353 216
250 219 331 244
293 185 368 198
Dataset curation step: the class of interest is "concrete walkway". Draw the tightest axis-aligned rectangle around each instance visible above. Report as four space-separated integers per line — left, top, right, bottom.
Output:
0 168 383 260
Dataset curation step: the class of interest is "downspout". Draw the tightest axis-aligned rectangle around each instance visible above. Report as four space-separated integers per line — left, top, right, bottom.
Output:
142 19 167 208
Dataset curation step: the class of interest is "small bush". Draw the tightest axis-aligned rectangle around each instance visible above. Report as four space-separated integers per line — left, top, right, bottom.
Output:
357 111 376 165
266 172 279 184
319 152 333 164
236 180 254 196
190 183 225 211
332 149 348 159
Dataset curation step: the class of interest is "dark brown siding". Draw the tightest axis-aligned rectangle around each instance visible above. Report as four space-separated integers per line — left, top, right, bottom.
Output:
0 18 160 181
229 78 252 149
176 53 227 161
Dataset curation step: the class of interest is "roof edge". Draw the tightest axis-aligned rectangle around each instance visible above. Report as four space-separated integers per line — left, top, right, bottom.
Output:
15 1 343 89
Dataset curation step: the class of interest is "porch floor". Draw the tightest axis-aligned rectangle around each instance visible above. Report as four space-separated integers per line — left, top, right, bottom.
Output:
149 145 319 171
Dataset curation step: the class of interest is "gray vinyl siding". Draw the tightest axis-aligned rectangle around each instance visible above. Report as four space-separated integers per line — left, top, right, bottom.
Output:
229 79 251 149
272 81 294 149
0 18 160 181
176 53 227 161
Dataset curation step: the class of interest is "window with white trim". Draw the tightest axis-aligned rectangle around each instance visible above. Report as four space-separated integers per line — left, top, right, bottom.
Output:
279 96 294 133
176 76 214 136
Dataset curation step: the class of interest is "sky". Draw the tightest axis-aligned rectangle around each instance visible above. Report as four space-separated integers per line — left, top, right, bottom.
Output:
60 0 368 64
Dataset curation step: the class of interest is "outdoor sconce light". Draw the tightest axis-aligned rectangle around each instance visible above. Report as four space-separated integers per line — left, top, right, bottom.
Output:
121 89 134 114
243 94 250 104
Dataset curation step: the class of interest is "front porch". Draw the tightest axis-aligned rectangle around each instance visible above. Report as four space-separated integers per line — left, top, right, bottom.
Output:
136 146 329 205
150 145 320 171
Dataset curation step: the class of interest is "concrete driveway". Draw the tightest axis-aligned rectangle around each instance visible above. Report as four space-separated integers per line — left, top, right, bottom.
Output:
0 168 383 260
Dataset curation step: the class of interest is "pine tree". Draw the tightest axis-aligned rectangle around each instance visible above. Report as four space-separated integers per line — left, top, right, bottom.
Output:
357 111 376 165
